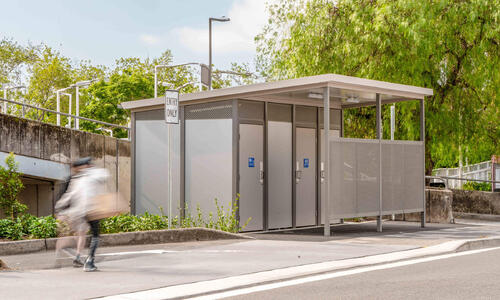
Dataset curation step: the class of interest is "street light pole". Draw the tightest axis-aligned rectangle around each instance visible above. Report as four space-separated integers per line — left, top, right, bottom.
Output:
208 16 230 90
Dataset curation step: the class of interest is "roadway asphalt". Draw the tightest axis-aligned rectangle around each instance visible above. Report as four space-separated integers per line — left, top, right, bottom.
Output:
227 247 500 300
0 220 499 299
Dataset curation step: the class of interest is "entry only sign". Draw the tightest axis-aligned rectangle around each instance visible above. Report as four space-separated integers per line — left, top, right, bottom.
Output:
165 90 179 124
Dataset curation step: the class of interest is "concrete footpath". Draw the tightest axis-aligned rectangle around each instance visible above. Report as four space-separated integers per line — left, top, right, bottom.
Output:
1 220 500 300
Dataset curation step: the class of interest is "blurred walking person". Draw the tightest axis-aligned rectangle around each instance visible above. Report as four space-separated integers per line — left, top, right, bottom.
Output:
55 157 109 272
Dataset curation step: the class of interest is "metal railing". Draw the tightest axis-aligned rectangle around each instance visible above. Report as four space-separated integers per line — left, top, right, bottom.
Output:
433 160 492 189
426 175 500 191
0 97 130 132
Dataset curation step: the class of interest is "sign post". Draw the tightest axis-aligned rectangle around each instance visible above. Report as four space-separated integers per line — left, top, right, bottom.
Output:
165 90 179 228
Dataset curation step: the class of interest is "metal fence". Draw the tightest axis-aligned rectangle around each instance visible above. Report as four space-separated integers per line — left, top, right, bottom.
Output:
0 97 130 137
432 160 492 189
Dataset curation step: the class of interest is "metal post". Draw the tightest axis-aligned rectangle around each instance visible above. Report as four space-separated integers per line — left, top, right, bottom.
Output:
22 97 26 117
67 94 72 127
168 123 172 228
199 65 203 92
390 105 395 140
56 91 60 126
323 87 330 237
76 86 80 129
390 104 395 221
376 94 382 232
154 66 158 98
208 19 212 90
3 88 7 113
420 98 426 228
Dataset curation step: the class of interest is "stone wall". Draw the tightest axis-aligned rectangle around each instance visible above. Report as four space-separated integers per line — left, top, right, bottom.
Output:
452 189 500 215
0 113 131 216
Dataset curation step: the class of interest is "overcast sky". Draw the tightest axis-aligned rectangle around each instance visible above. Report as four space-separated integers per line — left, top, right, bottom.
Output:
0 0 269 71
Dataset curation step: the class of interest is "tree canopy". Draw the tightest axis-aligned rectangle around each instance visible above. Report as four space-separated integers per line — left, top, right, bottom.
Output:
256 0 499 172
0 38 254 138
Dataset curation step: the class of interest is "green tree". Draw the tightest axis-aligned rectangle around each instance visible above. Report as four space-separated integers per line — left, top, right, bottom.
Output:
257 0 500 173
24 46 73 123
0 153 26 220
79 51 199 137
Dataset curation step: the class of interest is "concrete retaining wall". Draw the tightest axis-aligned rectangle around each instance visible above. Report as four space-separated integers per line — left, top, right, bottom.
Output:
452 189 500 215
396 188 453 223
0 113 131 216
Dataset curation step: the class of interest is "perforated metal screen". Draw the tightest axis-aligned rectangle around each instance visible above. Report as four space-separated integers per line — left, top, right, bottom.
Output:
185 100 233 120
329 138 423 219
238 100 264 123
268 103 292 122
296 106 317 128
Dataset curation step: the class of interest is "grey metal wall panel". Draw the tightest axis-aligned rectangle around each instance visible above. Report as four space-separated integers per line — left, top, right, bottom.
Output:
403 143 424 211
331 141 356 216
296 127 316 226
320 129 340 223
135 109 180 217
382 143 404 212
239 124 264 231
185 119 233 219
355 142 380 214
268 121 292 229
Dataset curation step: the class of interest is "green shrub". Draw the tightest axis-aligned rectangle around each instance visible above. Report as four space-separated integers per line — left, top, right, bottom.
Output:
0 197 250 240
28 216 57 239
0 218 23 240
463 181 492 191
0 153 26 220
19 214 38 235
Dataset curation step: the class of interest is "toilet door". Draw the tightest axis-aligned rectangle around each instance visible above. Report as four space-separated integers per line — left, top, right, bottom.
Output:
295 127 317 227
239 124 264 231
267 103 293 229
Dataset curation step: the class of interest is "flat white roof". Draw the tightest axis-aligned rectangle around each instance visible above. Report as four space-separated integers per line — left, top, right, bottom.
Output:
121 73 433 111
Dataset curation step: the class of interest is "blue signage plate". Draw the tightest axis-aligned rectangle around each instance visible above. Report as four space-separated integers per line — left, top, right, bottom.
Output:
303 158 309 168
248 157 255 168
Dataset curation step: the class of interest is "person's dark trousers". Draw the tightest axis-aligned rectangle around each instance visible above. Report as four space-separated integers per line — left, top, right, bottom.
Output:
88 220 100 259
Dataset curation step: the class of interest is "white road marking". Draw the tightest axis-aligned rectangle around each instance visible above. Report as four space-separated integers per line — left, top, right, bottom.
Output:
97 240 500 300
99 249 244 256
189 246 500 300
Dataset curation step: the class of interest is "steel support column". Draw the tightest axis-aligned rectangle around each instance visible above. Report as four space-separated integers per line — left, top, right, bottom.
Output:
323 87 330 237
376 93 383 232
420 98 426 228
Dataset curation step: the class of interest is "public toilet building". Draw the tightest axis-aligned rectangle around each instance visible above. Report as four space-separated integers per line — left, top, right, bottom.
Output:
122 74 433 234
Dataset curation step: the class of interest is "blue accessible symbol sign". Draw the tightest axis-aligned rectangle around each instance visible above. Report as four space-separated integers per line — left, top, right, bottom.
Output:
303 158 309 168
248 157 255 168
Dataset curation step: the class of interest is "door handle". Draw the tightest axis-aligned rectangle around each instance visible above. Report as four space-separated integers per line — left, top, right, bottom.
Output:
320 162 325 183
295 161 301 184
259 161 264 185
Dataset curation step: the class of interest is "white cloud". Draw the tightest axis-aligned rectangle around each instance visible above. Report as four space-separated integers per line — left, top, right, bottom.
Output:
139 34 161 45
171 0 269 55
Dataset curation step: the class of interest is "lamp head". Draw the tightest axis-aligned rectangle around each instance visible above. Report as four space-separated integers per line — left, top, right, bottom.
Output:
210 16 230 22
